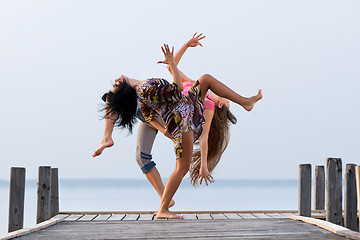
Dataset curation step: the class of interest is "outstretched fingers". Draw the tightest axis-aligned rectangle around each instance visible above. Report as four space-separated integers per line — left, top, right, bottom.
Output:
199 173 214 186
189 32 206 47
158 44 175 64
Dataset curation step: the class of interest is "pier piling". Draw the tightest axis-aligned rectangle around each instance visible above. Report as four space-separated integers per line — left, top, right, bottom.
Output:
326 158 342 225
37 166 52 224
51 168 59 217
344 163 358 231
356 166 360 222
314 165 325 210
299 164 311 217
8 167 26 233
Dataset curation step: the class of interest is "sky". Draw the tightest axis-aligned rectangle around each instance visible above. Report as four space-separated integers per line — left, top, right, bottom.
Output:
0 0 359 181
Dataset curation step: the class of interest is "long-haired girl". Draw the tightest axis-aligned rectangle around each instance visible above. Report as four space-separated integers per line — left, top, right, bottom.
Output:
169 33 238 186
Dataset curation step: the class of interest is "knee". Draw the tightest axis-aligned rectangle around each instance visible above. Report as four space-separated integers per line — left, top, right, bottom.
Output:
176 163 190 177
199 74 213 81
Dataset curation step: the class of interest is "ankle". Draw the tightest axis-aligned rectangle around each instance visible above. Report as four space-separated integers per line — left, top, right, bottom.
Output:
158 205 168 213
101 136 113 142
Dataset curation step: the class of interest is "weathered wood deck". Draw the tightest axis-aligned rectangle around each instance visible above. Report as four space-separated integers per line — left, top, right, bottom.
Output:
3 211 356 240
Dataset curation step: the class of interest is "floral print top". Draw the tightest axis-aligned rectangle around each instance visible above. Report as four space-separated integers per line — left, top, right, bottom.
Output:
137 78 204 158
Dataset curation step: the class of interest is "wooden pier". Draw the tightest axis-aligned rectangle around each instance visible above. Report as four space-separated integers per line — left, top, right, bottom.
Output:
2 211 359 240
4 159 360 239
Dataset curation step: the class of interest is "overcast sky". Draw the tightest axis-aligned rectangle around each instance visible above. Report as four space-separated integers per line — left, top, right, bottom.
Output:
0 0 359 180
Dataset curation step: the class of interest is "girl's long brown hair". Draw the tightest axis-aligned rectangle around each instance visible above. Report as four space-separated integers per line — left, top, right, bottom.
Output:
189 105 237 186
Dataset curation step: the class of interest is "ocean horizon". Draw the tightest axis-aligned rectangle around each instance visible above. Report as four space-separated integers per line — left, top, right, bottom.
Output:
0 178 298 188
0 178 299 235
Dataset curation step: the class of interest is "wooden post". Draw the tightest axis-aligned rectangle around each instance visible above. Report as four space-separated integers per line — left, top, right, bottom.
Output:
356 166 360 226
314 165 325 210
299 164 311 217
344 164 358 231
8 167 26 232
37 166 51 224
50 168 59 217
326 158 342 225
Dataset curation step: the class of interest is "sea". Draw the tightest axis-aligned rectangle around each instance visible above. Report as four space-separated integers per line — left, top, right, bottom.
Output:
0 179 298 235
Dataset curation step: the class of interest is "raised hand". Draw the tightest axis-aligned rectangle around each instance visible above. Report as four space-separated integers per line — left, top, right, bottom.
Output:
157 44 175 65
186 32 206 47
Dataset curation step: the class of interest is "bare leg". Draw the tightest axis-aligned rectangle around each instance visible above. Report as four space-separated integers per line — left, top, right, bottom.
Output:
137 122 175 210
156 131 194 219
93 105 116 157
198 74 262 111
145 167 175 208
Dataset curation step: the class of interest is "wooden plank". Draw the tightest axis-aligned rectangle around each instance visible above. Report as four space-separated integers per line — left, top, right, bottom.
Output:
311 212 326 218
122 214 139 221
266 213 285 219
0 216 64 240
224 213 243 219
252 213 272 219
107 214 125 221
197 213 213 220
314 165 325 210
77 214 98 221
279 212 296 218
63 214 84 221
238 213 257 219
13 218 351 239
59 210 299 215
182 213 197 220
138 214 154 221
93 214 111 221
299 164 311 217
52 214 70 220
289 215 360 240
211 213 228 220
344 164 358 231
8 167 26 233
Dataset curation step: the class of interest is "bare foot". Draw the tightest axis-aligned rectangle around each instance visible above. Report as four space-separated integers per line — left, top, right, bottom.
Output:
92 138 114 157
152 200 175 216
243 89 263 111
156 210 183 219
169 199 175 208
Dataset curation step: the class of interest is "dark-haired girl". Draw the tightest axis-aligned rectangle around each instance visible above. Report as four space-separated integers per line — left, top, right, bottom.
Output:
95 44 262 219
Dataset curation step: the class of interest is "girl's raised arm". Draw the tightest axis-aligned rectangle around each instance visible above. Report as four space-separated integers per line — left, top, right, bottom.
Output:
174 33 205 65
168 33 205 82
158 44 183 91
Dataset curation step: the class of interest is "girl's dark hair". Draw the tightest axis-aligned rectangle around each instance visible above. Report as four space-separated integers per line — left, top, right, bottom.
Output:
189 105 237 187
101 79 138 133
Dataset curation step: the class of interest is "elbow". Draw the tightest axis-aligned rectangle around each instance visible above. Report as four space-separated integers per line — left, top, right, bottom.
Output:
199 135 209 144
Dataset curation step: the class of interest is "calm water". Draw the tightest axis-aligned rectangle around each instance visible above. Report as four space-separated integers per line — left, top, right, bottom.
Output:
0 179 298 235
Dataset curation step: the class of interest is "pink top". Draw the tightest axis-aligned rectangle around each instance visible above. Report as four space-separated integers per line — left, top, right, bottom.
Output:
182 82 215 111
